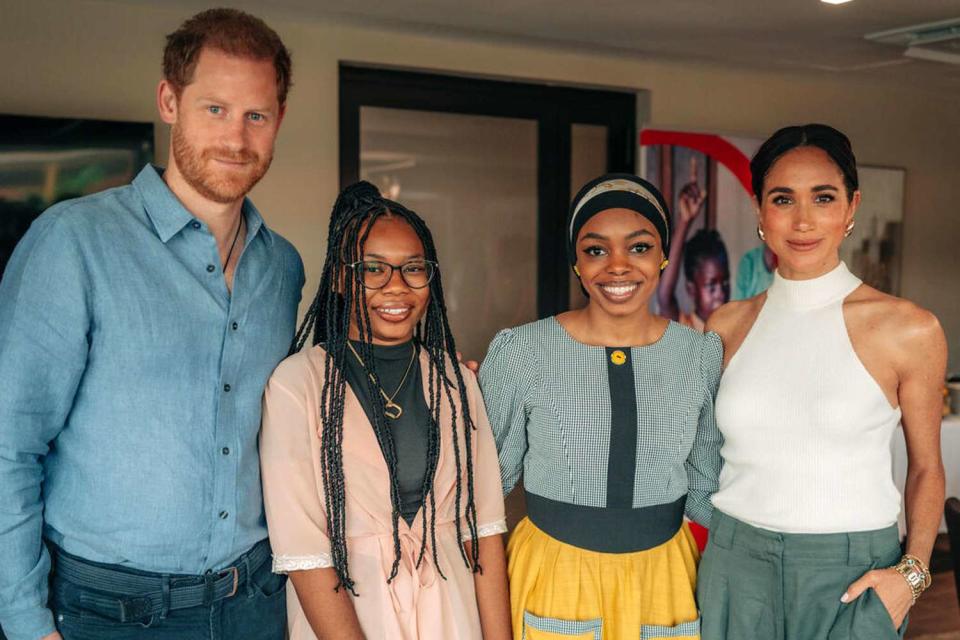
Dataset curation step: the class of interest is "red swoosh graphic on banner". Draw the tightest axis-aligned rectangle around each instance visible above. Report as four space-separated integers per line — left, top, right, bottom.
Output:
640 129 753 196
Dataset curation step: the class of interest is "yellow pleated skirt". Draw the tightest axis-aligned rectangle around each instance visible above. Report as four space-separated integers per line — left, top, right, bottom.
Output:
507 517 702 640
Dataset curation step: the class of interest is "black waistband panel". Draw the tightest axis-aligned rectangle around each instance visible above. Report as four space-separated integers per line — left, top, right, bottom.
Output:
525 491 685 553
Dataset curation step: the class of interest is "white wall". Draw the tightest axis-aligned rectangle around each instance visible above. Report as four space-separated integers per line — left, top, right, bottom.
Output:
3 0 958 372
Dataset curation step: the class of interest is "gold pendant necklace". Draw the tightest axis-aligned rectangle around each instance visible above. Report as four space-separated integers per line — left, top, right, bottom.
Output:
346 341 416 420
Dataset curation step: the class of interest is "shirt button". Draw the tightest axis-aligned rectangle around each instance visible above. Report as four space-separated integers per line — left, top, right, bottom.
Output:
222 447 230 455
219 511 229 520
223 384 231 393
610 349 627 365
191 221 201 230
231 322 239 331
206 264 216 273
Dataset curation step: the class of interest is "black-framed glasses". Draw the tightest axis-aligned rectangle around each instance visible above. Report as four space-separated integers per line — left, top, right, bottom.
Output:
345 259 438 290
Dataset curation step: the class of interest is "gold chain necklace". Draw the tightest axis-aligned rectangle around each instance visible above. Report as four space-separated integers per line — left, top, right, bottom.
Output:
346 341 416 420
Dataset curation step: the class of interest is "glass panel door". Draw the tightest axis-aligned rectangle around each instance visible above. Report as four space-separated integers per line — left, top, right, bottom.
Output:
568 124 609 311
360 106 539 360
342 66 638 531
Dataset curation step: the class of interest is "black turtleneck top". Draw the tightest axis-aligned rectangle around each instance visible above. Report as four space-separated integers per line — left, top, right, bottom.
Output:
344 340 429 526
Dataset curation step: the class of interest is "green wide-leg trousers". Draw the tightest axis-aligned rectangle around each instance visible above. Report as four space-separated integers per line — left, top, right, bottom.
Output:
697 510 907 640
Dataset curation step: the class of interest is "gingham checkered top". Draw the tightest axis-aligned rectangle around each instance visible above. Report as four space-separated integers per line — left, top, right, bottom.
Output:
478 317 723 526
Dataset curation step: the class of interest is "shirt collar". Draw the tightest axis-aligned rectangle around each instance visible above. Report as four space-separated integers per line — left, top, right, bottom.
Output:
242 198 272 247
133 164 274 246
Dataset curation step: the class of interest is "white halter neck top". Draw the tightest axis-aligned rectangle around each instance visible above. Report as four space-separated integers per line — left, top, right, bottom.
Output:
712 262 902 533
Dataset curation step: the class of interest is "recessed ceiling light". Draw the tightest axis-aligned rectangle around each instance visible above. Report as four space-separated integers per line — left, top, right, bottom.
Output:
821 0 853 4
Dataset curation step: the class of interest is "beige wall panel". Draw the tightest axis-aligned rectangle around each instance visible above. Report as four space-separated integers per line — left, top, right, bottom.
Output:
2 0 957 371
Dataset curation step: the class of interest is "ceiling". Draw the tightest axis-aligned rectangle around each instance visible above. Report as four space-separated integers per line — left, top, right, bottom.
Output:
112 0 960 90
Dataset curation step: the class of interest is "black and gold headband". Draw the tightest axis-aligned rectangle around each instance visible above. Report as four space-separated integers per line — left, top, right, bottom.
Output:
566 173 671 266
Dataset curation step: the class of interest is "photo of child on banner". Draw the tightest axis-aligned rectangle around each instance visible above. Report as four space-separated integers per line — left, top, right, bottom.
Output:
642 128 904 327
643 130 771 334
642 129 768 550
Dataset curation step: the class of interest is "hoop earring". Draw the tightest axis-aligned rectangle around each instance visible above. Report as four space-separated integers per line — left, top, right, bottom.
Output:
660 259 669 271
844 220 855 238
757 225 766 242
573 265 580 277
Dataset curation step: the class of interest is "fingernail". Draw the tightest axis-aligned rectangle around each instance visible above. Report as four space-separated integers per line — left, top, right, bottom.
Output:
840 593 850 603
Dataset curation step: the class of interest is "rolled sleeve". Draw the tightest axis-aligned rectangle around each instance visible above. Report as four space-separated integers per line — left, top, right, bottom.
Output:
0 212 90 639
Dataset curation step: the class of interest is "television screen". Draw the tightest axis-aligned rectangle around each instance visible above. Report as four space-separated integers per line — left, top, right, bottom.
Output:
0 115 154 277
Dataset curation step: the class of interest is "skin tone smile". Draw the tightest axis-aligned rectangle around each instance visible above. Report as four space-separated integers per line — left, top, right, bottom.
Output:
757 146 859 281
346 216 431 346
156 47 285 293
559 207 669 348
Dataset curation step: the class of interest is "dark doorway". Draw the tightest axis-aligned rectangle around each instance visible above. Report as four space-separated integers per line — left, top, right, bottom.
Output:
339 65 636 330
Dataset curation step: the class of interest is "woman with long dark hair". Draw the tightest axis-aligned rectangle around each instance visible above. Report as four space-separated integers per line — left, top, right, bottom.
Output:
480 173 723 639
260 182 511 639
699 124 946 639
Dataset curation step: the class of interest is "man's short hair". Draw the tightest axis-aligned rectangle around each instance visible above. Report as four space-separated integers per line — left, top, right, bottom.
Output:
163 8 293 105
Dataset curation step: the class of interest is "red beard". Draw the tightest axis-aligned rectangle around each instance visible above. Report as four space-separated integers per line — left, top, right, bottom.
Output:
172 124 272 204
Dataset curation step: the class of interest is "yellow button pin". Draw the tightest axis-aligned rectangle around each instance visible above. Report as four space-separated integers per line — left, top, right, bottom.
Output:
610 350 627 365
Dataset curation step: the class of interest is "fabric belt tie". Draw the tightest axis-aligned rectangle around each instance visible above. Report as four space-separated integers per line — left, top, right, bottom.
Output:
51 539 271 622
377 529 439 615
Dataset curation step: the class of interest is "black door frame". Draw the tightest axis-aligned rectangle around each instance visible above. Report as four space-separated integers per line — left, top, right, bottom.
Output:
339 65 636 317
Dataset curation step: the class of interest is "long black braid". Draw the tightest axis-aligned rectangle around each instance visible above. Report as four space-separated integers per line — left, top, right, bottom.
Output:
291 181 481 593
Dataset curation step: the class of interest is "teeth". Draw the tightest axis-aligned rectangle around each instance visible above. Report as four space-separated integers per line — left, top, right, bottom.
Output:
378 307 409 315
600 284 636 296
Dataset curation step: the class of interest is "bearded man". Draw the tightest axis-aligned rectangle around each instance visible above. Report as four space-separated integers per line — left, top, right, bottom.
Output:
0 9 303 640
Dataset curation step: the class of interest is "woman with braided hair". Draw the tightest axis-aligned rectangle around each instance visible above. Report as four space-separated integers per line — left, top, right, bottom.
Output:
260 182 510 639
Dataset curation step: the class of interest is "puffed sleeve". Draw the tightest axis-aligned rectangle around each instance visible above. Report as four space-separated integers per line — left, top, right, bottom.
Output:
461 367 508 539
684 331 724 526
478 328 539 496
260 353 333 573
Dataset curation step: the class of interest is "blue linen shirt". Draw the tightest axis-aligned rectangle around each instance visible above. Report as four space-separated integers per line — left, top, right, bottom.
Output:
0 165 304 639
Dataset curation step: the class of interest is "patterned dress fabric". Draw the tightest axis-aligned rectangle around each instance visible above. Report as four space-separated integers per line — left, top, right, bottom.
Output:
479 317 723 639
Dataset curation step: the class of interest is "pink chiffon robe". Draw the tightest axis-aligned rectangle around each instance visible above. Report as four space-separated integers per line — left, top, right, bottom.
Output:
260 346 507 640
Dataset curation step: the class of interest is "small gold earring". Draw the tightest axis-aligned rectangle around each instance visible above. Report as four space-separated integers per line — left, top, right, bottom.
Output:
844 220 855 238
573 265 580 276
757 225 766 242
660 259 669 271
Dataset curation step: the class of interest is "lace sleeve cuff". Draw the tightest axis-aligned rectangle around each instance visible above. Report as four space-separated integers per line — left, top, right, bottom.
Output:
272 553 333 573
461 519 508 541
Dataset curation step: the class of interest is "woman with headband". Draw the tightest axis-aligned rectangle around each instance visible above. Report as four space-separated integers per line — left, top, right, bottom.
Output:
479 173 722 639
699 124 946 639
